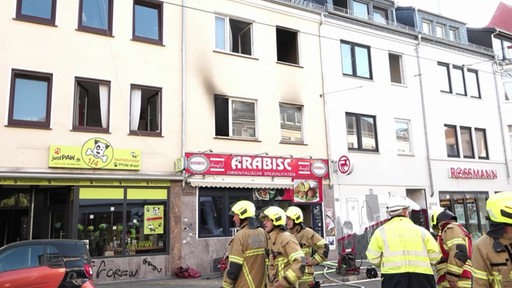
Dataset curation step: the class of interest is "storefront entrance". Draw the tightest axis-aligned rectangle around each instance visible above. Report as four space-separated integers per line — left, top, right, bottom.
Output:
439 191 488 240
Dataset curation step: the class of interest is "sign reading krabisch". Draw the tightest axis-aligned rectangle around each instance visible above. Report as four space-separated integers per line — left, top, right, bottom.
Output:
48 137 141 170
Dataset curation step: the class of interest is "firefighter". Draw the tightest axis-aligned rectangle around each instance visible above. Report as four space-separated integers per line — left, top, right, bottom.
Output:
260 206 306 288
222 200 267 288
285 206 329 288
472 192 512 287
430 206 472 288
366 195 441 288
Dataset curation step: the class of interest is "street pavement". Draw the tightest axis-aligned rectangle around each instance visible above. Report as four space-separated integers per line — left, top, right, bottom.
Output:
95 262 382 288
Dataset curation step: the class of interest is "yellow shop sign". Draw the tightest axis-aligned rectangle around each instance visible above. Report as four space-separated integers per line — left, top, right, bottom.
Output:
49 138 141 170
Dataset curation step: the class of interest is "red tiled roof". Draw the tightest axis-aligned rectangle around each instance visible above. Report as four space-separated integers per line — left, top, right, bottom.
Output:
486 2 512 32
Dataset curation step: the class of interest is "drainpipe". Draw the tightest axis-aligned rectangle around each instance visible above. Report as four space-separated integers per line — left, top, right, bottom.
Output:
491 30 511 181
181 0 187 182
318 12 333 188
415 35 436 198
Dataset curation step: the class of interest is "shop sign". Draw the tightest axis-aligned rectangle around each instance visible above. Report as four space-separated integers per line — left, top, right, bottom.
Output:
48 137 141 170
144 205 164 235
337 155 353 175
185 153 329 178
0 178 169 186
448 167 498 179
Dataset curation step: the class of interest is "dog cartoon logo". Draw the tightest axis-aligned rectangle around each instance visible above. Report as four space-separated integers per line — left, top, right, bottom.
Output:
81 138 113 168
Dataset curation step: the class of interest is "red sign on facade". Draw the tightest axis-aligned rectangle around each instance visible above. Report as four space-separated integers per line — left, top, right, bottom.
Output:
337 155 352 175
185 153 329 178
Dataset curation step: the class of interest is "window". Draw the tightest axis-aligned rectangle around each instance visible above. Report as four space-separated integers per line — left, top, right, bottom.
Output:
130 85 161 136
133 0 162 44
466 69 481 98
437 62 452 93
8 69 52 128
452 66 466 95
346 113 378 151
280 103 303 143
395 119 412 154
78 0 113 36
494 37 512 61
215 15 253 56
341 41 372 79
77 187 168 257
445 125 459 158
16 0 56 25
215 95 256 138
422 20 432 35
372 6 388 24
505 79 512 101
448 28 458 41
198 188 278 238
475 128 489 159
73 78 110 132
352 1 369 19
435 25 445 38
460 126 474 158
388 53 404 84
276 27 299 65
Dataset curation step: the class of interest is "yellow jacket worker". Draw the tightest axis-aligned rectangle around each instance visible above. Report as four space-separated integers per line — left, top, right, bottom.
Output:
285 206 329 288
366 196 441 288
472 192 512 288
260 206 305 288
222 200 267 288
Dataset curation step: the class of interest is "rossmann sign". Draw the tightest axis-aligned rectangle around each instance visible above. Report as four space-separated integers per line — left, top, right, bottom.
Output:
448 167 498 180
185 153 329 178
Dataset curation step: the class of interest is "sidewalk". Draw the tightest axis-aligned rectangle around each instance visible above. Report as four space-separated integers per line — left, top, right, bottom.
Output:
95 262 376 288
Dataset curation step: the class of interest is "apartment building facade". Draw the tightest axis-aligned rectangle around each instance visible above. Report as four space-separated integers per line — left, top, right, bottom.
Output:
1 0 511 283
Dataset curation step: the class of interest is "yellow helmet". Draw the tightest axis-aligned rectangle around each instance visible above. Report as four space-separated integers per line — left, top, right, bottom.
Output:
260 206 286 226
430 206 456 229
230 200 256 219
487 192 512 224
285 206 304 223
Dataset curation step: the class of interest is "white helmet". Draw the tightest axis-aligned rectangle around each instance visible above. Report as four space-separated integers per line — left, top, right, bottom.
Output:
387 195 419 215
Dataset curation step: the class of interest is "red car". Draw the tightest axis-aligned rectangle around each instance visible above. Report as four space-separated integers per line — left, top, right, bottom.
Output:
0 239 95 288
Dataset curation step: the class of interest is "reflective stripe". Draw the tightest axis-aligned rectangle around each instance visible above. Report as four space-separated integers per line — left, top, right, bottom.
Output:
472 267 489 280
289 250 305 262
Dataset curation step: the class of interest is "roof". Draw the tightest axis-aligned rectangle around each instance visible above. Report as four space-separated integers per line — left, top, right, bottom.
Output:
486 2 512 33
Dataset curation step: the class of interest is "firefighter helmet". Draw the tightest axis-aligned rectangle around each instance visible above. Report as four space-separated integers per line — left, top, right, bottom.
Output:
285 206 304 223
487 192 512 224
431 206 457 229
230 200 256 219
260 206 286 226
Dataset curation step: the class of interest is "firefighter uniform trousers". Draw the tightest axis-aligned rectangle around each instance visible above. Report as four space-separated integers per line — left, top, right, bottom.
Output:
266 228 306 288
473 234 512 288
222 221 267 288
435 222 472 288
290 225 328 288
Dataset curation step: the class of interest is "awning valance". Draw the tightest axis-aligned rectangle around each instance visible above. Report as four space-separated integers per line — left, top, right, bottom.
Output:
187 176 294 189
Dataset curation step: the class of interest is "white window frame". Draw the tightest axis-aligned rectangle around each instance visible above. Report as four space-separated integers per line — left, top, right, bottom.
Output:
395 119 412 155
215 15 254 56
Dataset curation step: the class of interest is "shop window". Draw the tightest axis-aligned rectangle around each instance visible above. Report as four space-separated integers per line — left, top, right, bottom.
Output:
77 187 167 257
280 103 303 143
16 0 56 26
130 85 161 136
276 27 299 65
78 0 113 36
198 188 282 238
133 0 163 45
341 40 372 79
346 112 378 152
388 53 404 84
395 119 412 155
215 15 253 56
214 95 256 138
73 78 110 132
8 69 52 129
439 192 488 240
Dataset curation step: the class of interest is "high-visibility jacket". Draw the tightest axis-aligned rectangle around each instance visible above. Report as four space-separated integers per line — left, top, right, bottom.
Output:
472 233 512 288
435 222 472 287
289 225 329 287
222 220 267 288
366 216 441 275
266 228 306 288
